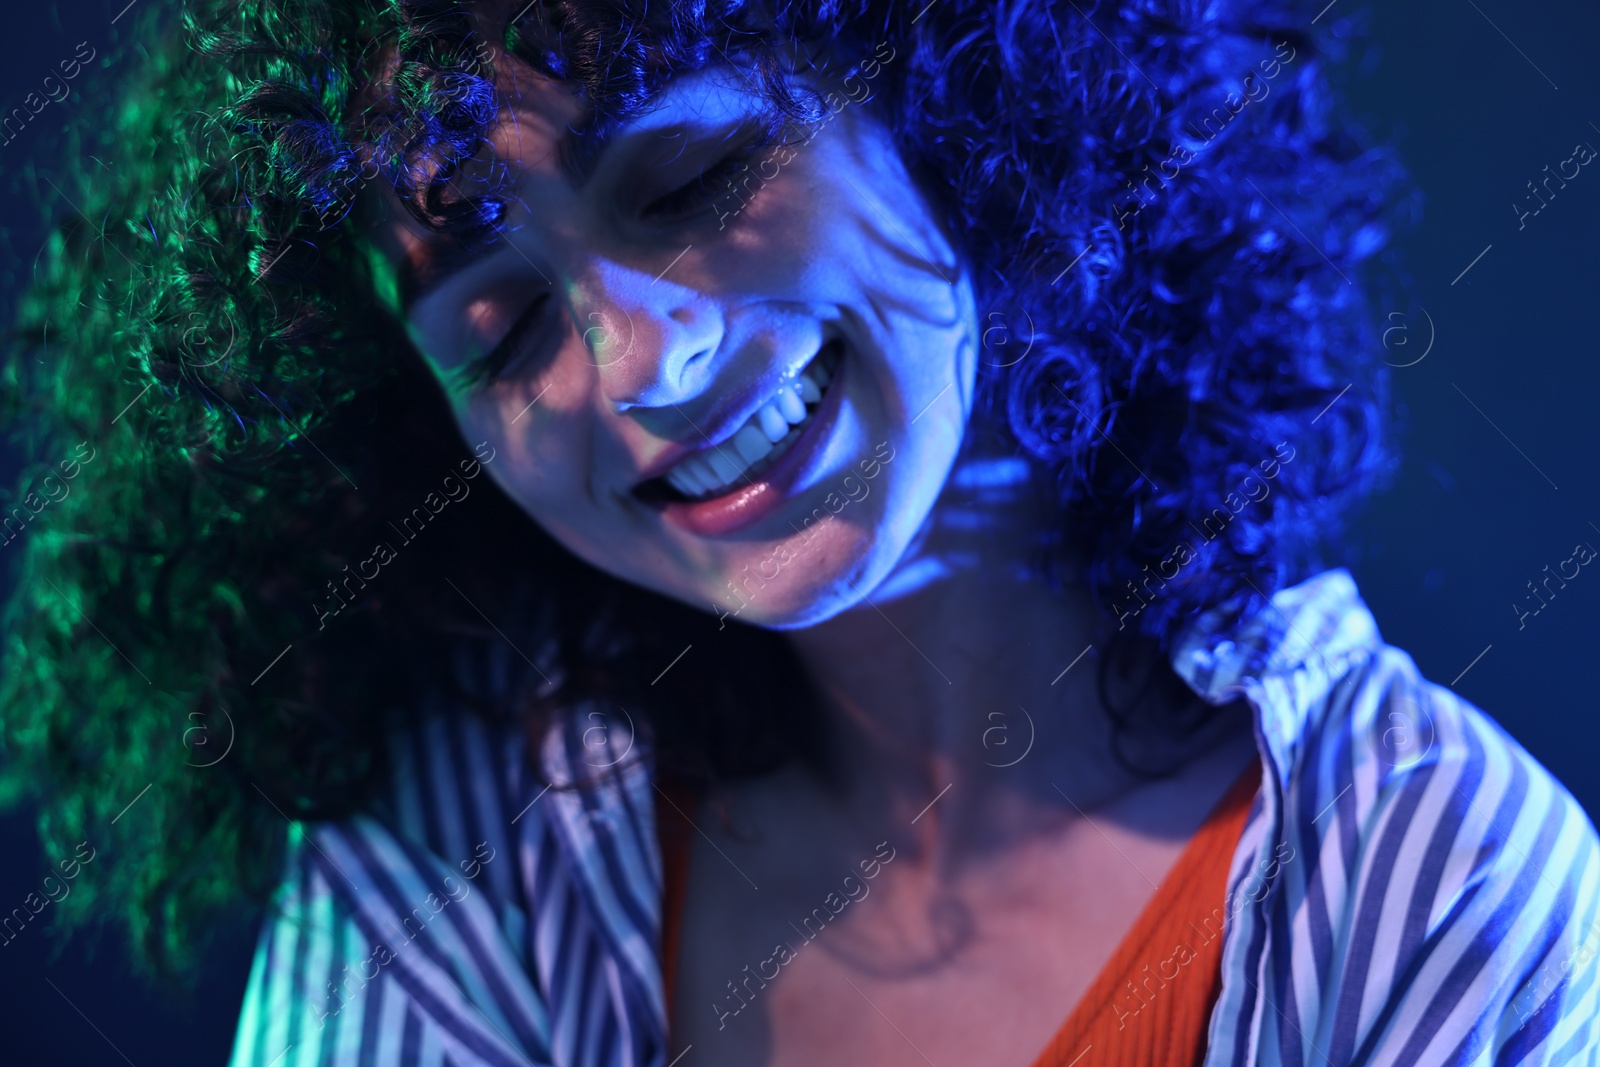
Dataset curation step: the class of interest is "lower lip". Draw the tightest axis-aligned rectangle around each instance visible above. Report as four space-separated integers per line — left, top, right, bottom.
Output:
658 353 849 539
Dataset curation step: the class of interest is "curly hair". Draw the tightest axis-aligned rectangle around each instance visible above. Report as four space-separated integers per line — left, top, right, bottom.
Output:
0 0 1403 977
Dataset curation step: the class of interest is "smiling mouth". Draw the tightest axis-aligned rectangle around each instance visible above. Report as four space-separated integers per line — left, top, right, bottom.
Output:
635 338 845 505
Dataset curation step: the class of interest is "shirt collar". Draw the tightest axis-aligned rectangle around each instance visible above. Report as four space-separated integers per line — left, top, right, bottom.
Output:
1169 568 1383 776
537 565 1385 1059
537 709 670 1050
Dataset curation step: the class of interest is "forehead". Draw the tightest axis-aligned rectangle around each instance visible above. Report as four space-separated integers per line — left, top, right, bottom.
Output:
493 60 774 166
376 56 781 305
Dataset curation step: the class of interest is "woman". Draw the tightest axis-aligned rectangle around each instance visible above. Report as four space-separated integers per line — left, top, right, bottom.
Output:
2 0 1595 1064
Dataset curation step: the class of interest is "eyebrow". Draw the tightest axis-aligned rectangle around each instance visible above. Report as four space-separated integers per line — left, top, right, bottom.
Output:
560 116 621 192
399 237 493 312
397 118 616 312
396 109 775 311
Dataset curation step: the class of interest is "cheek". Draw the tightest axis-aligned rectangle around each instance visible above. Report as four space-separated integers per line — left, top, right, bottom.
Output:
680 118 975 624
459 382 589 523
718 110 957 306
724 117 973 414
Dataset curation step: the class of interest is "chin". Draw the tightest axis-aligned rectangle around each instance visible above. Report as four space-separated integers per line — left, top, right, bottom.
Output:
708 490 936 632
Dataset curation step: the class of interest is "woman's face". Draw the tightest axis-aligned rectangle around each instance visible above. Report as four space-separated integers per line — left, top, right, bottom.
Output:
376 55 978 629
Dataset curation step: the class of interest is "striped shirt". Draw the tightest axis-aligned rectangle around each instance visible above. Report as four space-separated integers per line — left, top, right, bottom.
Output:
228 568 1600 1066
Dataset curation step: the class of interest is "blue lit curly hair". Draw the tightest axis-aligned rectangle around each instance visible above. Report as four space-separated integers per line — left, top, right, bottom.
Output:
0 0 1403 976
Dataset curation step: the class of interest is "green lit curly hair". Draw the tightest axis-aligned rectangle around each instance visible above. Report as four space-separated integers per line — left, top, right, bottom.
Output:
0 0 1404 978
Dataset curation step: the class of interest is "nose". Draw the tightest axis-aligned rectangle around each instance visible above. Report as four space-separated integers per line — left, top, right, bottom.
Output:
575 256 726 413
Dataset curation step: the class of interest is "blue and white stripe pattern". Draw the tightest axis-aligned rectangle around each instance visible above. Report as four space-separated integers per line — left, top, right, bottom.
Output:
228 569 1600 1065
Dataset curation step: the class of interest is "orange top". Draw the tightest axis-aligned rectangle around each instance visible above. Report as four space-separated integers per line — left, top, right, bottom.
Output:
1029 757 1261 1067
656 758 1262 1066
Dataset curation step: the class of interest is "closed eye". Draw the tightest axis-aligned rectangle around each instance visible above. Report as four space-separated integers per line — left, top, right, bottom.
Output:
640 149 758 220
458 294 553 389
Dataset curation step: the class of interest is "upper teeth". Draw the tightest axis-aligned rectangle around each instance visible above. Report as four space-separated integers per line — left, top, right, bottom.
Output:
665 354 834 499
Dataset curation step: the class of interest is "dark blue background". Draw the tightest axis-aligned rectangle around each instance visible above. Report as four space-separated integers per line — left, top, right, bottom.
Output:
1 0 1596 1062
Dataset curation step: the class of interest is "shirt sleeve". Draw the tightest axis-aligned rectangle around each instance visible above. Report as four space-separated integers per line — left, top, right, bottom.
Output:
228 819 553 1067
1267 647 1600 1067
1493 895 1600 1064
1453 695 1600 1067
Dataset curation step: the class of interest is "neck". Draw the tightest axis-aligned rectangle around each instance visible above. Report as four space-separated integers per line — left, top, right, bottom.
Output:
783 426 1173 856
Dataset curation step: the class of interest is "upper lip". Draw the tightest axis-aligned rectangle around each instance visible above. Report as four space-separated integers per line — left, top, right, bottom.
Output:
630 329 835 488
